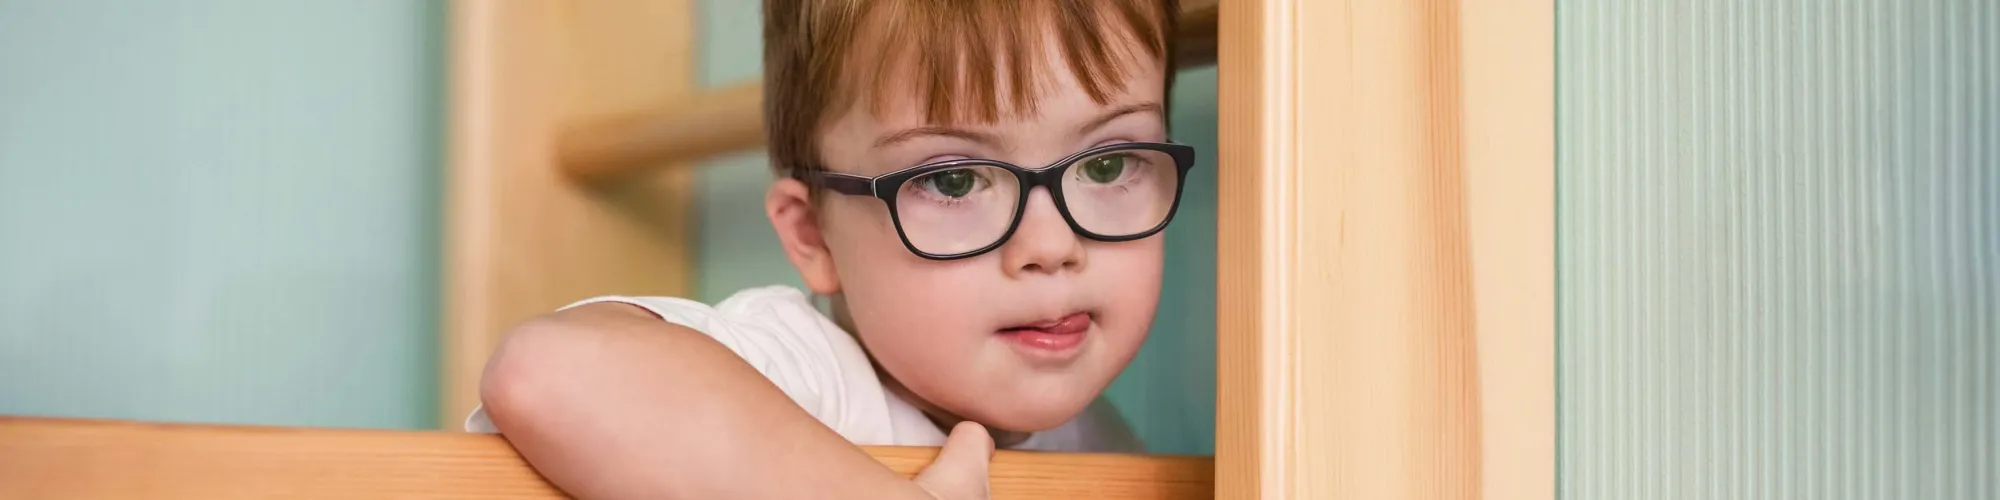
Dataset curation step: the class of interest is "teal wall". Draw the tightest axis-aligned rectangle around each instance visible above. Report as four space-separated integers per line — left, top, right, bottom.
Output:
0 0 445 429
1558 1 1997 497
693 0 1217 455
1112 69 1217 456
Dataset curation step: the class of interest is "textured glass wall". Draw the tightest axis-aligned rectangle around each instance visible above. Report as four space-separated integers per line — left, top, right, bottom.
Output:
1558 1 1997 498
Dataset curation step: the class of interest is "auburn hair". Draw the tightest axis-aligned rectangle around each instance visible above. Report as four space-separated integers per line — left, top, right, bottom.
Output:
762 0 1179 180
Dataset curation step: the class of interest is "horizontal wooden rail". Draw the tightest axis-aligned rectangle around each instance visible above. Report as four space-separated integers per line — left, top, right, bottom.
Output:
0 417 1213 499
557 81 765 185
557 0 1219 185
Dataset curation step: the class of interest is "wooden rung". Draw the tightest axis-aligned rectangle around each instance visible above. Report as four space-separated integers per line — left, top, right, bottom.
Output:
0 417 1214 499
556 0 1220 185
557 81 766 185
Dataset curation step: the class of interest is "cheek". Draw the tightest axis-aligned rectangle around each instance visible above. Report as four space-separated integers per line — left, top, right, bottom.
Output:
822 207 995 353
1086 236 1166 353
836 257 1002 405
819 198 899 250
824 221 1169 427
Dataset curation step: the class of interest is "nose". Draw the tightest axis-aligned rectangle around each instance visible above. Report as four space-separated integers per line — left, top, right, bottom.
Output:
999 187 1085 276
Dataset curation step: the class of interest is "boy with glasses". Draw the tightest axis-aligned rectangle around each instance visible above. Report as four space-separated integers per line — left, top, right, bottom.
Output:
469 1 1194 497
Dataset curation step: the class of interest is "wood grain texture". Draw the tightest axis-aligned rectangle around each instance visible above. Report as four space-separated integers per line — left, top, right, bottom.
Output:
1218 0 1551 498
441 0 697 430
0 417 562 499
1294 0 1484 495
0 418 1213 499
1213 0 1273 496
554 0 1223 185
1459 0 1554 499
558 81 765 185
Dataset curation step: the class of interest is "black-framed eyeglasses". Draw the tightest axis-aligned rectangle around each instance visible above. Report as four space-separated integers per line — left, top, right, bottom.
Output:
799 142 1197 260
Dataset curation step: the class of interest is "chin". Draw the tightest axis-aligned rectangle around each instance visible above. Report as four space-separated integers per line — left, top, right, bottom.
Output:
968 347 1139 432
976 404 1084 433
964 384 1101 432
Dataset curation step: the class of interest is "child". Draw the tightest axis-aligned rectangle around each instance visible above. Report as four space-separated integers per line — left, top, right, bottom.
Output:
469 0 1190 497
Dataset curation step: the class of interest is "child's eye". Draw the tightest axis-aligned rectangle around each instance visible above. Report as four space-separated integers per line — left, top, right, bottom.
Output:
914 168 984 198
1078 154 1133 184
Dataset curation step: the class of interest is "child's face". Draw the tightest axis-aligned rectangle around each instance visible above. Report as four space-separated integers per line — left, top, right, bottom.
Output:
784 42 1169 432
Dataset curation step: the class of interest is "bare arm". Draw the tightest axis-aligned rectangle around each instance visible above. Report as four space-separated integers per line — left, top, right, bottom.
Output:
479 302 988 500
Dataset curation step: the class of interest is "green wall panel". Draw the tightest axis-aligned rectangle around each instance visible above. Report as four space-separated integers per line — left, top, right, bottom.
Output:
0 0 445 429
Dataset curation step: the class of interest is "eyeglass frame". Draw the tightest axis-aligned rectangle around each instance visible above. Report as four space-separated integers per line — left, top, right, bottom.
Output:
795 141 1199 260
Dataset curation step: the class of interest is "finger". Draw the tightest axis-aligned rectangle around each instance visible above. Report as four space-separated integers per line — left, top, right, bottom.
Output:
913 422 994 499
945 421 996 460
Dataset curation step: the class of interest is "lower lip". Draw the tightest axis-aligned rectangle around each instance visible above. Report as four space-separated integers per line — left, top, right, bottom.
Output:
998 313 1091 354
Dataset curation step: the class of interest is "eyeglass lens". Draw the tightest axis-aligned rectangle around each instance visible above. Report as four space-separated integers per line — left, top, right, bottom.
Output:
893 149 1180 255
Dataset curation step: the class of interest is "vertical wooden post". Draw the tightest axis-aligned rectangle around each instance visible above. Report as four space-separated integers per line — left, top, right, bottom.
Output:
441 0 696 430
1460 1 1556 498
1215 0 1551 498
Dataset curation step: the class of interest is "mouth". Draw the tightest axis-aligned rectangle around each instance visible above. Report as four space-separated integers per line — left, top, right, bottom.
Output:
996 312 1092 355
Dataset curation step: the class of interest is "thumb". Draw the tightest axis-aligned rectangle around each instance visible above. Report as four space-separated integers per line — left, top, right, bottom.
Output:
913 421 996 500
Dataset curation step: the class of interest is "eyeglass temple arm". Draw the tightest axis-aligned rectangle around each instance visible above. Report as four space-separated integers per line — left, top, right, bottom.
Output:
811 172 876 197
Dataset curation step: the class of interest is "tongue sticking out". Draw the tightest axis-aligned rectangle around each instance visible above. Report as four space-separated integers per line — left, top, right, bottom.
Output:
1000 312 1091 352
1005 312 1090 335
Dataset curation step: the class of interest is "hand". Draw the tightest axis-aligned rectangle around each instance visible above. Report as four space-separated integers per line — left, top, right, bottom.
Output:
912 422 996 500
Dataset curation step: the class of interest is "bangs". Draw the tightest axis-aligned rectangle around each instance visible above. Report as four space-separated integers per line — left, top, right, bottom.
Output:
822 0 1176 125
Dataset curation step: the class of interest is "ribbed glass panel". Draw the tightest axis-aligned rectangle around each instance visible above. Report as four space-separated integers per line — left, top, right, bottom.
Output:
1557 0 1998 498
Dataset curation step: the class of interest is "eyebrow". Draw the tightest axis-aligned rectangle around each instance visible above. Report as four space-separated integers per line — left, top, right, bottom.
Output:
870 102 1165 150
872 126 1001 149
1074 102 1164 136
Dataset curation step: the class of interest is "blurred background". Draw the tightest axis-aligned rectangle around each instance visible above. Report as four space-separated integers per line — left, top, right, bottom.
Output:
1 1 449 429
0 0 1221 455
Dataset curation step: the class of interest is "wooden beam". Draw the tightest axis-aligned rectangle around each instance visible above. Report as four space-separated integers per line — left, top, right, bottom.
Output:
1175 0 1219 69
1460 0 1555 497
0 417 1214 499
557 81 766 185
555 0 1222 185
1214 0 1552 498
442 0 698 430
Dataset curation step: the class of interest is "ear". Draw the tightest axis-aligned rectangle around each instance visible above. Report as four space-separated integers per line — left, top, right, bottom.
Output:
766 178 842 295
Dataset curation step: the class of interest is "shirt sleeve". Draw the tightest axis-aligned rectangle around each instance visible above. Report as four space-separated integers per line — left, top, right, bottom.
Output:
463 287 871 438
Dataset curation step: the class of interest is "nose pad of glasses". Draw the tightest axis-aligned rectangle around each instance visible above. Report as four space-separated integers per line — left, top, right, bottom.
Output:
1018 186 1070 228
998 187 1085 269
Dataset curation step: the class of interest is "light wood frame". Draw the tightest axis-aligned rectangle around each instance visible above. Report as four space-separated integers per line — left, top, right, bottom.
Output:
1215 0 1554 498
0 417 1212 499
0 0 1553 498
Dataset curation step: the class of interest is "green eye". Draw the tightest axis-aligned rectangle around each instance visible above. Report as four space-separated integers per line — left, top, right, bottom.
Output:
919 169 978 198
1082 154 1129 184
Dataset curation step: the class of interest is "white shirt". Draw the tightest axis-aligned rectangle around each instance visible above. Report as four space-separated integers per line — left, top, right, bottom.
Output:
464 286 1141 453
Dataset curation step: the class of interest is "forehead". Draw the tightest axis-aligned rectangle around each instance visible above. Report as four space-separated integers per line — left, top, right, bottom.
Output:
813 38 1168 177
821 0 1172 130
845 42 1167 134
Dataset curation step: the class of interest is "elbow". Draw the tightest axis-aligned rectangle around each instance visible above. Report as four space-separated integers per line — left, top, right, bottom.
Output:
478 317 591 434
477 304 664 434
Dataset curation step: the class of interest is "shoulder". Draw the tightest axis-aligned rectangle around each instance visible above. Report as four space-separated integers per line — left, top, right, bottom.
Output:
567 285 852 389
568 286 818 338
561 286 837 369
